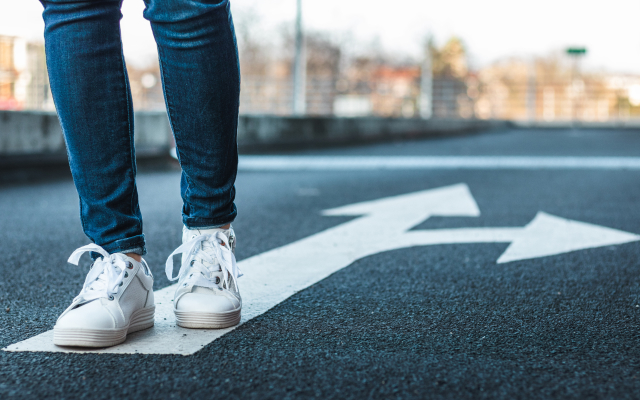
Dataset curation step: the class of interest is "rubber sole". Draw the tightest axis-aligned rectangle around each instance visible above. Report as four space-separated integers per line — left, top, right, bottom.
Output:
175 308 241 329
53 306 155 348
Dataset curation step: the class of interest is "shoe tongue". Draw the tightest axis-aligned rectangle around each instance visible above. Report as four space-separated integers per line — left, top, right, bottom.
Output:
186 228 229 251
87 255 120 291
189 227 228 238
186 228 229 271
199 241 217 261
198 230 219 255
182 227 229 243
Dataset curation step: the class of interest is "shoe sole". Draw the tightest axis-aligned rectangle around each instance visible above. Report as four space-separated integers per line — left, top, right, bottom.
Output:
53 306 155 348
174 308 241 329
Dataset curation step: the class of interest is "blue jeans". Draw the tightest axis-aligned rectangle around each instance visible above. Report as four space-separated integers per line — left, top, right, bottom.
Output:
39 0 240 255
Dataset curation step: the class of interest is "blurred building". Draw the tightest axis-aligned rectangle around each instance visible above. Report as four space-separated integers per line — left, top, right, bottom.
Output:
6 31 640 123
334 37 472 119
0 35 164 112
334 62 420 117
239 32 340 116
430 38 473 119
474 56 640 121
126 64 164 111
0 35 54 111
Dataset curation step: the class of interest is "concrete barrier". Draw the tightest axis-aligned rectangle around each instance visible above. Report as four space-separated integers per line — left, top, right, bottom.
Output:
511 120 640 129
0 111 64 155
0 111 171 162
237 115 509 150
0 110 509 166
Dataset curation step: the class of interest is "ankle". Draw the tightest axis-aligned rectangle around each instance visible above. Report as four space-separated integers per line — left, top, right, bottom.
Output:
125 253 142 262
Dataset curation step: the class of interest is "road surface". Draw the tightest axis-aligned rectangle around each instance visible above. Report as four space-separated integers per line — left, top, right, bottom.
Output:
1 128 640 399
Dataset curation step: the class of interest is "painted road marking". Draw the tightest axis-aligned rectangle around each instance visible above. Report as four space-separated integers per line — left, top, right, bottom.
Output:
238 155 640 170
4 184 639 355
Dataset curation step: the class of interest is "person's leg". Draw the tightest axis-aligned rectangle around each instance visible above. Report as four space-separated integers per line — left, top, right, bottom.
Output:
144 0 240 229
144 0 242 329
40 0 145 256
40 0 154 348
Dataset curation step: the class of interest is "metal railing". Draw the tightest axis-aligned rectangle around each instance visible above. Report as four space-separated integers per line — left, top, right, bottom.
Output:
6 70 640 124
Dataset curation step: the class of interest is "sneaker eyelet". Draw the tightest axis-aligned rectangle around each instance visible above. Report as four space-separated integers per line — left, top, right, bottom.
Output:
127 262 134 269
124 272 129 278
189 274 193 278
215 277 220 284
190 260 195 266
108 295 115 301
183 283 187 287
119 282 123 287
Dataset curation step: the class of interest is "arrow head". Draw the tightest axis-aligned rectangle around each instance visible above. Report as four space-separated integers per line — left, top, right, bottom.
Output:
497 212 640 263
322 183 480 218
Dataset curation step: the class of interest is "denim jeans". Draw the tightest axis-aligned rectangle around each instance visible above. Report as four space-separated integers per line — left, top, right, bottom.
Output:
39 0 240 255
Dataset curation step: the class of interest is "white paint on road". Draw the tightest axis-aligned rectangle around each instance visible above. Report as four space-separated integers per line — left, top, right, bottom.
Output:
238 156 640 170
5 184 639 355
398 212 640 263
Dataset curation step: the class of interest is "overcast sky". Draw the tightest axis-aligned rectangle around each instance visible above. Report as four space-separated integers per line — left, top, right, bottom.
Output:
2 0 639 73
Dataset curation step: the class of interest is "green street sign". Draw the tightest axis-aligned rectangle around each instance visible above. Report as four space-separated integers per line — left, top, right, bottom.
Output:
566 47 587 55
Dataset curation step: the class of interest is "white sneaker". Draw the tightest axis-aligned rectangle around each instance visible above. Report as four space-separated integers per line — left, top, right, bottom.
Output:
165 226 242 329
53 244 155 348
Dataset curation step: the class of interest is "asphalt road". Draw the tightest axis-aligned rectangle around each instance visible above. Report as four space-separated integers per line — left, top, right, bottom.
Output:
2 128 640 399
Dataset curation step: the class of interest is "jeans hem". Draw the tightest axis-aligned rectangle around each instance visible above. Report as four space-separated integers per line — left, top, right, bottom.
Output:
99 235 147 256
185 223 232 230
183 214 236 230
118 247 146 256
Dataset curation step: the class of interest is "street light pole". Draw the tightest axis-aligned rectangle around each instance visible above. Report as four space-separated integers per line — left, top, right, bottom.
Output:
292 0 306 115
419 39 433 119
566 47 586 125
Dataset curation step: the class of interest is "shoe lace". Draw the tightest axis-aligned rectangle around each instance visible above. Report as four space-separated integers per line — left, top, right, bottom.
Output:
68 244 129 302
165 231 241 291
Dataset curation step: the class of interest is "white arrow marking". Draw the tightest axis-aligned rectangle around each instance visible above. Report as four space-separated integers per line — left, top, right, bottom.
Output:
496 212 640 263
395 212 640 263
4 184 639 355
